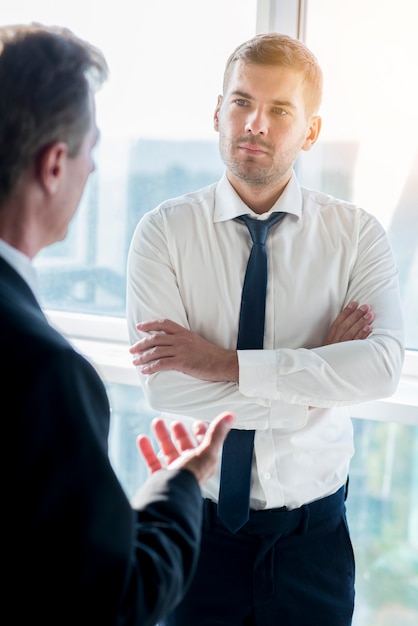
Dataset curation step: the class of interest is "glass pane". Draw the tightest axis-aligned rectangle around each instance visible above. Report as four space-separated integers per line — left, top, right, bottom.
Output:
1 0 257 317
348 418 418 625
106 383 159 498
302 0 418 350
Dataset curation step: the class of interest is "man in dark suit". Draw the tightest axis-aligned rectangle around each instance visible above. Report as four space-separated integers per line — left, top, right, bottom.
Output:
0 23 233 626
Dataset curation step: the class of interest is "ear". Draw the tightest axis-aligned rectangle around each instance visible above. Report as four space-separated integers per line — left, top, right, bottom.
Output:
213 95 223 132
37 142 69 194
301 115 322 152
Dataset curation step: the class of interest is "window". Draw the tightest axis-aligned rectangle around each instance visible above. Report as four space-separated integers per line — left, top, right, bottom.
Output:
348 419 418 624
4 0 257 317
2 0 257 491
300 0 418 351
266 2 418 622
3 2 417 624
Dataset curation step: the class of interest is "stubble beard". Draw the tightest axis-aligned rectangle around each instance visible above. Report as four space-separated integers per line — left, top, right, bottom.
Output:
219 138 283 188
226 157 277 187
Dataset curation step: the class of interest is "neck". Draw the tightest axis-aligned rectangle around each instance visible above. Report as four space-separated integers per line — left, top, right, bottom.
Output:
0 214 40 260
226 171 292 214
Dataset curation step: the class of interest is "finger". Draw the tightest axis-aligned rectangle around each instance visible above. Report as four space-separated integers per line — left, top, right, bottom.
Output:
129 323 179 356
324 302 358 344
335 301 359 325
166 413 235 481
349 307 374 339
136 319 184 335
332 302 363 334
171 421 197 451
132 348 176 369
340 301 359 318
341 306 374 340
131 334 176 361
129 342 139 355
353 324 373 340
200 412 235 454
326 303 373 344
136 435 163 473
192 420 208 443
152 418 181 464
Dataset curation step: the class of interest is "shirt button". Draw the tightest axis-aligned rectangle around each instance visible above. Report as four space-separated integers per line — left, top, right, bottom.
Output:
264 472 271 479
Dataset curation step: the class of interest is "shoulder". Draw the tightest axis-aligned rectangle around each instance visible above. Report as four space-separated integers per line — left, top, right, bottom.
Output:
129 182 218 251
301 186 384 230
143 182 218 226
302 186 358 212
2 287 107 409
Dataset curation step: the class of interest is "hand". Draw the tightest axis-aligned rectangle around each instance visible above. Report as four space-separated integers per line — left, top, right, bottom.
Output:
307 301 374 410
137 411 235 486
129 319 239 382
323 301 374 346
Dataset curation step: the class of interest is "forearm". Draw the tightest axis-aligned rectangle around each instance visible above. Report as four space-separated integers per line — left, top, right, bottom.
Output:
130 469 203 626
239 331 404 407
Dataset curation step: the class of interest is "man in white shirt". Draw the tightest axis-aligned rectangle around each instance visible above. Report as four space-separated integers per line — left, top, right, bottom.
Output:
126 33 404 625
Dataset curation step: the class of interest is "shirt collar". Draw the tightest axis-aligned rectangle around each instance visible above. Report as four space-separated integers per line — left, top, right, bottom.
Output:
0 238 40 300
213 170 303 223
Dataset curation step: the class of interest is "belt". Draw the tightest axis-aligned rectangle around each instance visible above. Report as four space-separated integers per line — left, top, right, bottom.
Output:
203 484 347 537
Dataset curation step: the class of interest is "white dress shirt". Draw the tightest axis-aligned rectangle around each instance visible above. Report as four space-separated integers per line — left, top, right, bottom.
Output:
126 171 404 510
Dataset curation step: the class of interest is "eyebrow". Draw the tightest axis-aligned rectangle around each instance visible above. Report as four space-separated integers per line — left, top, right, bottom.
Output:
230 90 296 109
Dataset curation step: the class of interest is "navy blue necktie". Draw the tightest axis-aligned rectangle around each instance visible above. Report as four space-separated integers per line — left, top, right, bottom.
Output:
217 211 286 533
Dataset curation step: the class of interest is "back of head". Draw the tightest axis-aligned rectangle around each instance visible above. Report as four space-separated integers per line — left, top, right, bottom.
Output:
223 32 323 117
0 24 108 206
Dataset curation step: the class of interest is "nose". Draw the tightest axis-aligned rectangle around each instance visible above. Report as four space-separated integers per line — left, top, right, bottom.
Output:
245 109 268 135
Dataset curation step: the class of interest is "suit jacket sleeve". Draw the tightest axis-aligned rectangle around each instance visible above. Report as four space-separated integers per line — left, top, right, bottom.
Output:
129 469 203 626
14 338 202 626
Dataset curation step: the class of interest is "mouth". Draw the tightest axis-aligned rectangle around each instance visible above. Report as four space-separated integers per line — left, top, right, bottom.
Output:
238 142 270 157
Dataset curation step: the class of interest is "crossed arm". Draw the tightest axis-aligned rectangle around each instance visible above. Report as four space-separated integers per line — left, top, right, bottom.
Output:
129 301 374 383
134 303 374 476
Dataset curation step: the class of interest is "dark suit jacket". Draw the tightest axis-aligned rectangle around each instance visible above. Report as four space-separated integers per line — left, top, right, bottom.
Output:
1 256 202 626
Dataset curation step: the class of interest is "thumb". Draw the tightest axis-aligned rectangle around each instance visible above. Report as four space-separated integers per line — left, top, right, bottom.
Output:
202 411 235 452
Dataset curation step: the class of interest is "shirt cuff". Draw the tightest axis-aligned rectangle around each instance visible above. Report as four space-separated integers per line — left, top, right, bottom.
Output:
238 349 308 428
238 349 277 397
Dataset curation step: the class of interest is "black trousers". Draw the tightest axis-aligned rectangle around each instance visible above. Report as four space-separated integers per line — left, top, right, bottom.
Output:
160 486 355 626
